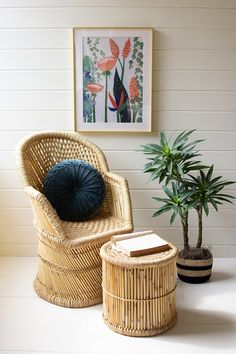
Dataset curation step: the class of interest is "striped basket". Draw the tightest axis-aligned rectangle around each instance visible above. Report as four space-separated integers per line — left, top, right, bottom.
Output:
176 256 213 284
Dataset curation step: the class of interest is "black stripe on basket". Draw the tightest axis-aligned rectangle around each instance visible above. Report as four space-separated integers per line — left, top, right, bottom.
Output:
176 263 212 271
178 274 211 284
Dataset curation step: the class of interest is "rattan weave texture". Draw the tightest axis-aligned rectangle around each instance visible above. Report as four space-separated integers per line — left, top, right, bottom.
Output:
101 242 178 336
16 131 133 307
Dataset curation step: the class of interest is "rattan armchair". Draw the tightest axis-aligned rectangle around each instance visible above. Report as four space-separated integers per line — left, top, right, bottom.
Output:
16 131 133 308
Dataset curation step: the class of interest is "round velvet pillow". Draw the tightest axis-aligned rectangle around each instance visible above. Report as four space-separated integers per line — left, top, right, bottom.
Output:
44 159 105 222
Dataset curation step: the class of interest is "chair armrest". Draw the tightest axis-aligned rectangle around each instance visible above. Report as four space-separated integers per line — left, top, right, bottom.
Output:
25 186 66 240
103 172 133 227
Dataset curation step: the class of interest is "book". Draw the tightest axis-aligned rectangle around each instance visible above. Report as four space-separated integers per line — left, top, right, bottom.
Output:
112 231 170 257
111 230 154 243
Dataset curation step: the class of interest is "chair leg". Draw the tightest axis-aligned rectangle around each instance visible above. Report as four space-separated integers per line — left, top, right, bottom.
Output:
34 275 103 308
34 238 105 308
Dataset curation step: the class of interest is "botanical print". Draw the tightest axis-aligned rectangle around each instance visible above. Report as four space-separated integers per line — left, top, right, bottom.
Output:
82 36 144 124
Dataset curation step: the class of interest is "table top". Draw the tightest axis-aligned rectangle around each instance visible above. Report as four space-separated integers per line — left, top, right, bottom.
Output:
100 241 178 268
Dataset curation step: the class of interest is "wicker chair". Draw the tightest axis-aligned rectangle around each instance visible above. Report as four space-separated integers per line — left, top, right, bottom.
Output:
16 131 133 308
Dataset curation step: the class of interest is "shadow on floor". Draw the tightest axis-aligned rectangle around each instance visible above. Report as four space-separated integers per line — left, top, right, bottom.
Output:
160 307 236 349
210 271 235 282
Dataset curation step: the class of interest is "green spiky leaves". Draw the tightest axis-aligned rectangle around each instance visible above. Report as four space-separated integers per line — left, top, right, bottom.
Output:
188 165 235 216
141 130 206 185
153 182 195 225
141 130 235 249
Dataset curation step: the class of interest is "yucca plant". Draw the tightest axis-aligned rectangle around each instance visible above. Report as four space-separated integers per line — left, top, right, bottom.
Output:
142 130 235 255
153 182 196 250
142 130 205 251
142 130 205 185
188 165 235 249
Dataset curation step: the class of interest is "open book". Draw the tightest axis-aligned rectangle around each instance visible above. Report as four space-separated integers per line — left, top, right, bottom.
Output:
111 230 170 257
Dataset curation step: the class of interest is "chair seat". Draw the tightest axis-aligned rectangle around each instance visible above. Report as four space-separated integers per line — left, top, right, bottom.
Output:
61 214 126 240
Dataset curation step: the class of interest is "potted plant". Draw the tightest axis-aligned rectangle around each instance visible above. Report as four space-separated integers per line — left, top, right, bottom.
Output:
142 130 235 283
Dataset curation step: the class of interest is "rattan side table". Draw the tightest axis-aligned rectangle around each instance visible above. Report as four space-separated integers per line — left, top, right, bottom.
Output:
100 241 178 337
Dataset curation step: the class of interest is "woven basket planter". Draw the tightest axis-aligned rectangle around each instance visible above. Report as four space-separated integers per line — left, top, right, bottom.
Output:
176 256 213 284
100 242 178 337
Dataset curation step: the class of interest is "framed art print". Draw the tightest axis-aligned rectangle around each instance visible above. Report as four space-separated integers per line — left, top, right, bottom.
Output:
73 27 153 132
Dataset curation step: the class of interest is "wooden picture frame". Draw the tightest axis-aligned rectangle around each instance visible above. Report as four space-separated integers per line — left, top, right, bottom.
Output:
73 27 153 132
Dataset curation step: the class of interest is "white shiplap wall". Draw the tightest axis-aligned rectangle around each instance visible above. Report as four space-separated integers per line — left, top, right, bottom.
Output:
0 0 236 257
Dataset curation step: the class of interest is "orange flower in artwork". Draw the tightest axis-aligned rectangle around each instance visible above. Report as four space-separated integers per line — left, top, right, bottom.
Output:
97 57 117 72
129 76 139 100
109 38 120 59
86 83 103 94
122 38 131 59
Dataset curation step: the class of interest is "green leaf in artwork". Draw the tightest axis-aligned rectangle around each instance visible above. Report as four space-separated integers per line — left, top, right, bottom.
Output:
117 102 127 113
83 97 93 117
83 56 94 72
113 69 131 123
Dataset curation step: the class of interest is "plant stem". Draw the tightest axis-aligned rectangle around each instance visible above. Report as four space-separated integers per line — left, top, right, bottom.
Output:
104 73 108 123
182 209 189 250
117 110 120 123
121 58 125 83
196 207 203 248
92 94 96 123
118 58 123 70
132 106 138 123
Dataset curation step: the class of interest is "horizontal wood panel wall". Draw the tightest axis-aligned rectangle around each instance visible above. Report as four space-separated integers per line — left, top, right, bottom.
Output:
0 0 236 257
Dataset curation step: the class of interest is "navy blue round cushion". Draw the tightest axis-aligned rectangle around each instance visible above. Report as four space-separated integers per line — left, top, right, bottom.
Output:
44 159 105 222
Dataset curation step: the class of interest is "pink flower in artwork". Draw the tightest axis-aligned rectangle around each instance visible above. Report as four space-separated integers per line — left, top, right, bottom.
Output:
97 57 117 72
109 38 120 59
129 77 139 100
86 83 103 94
86 83 103 123
122 38 131 59
97 55 117 124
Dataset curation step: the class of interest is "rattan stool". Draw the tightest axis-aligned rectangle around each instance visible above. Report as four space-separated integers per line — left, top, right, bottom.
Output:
100 241 178 336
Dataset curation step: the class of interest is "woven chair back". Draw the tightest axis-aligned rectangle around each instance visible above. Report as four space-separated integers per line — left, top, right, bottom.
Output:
17 131 112 217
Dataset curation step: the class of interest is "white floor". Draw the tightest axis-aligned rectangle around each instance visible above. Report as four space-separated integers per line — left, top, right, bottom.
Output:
0 258 236 354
